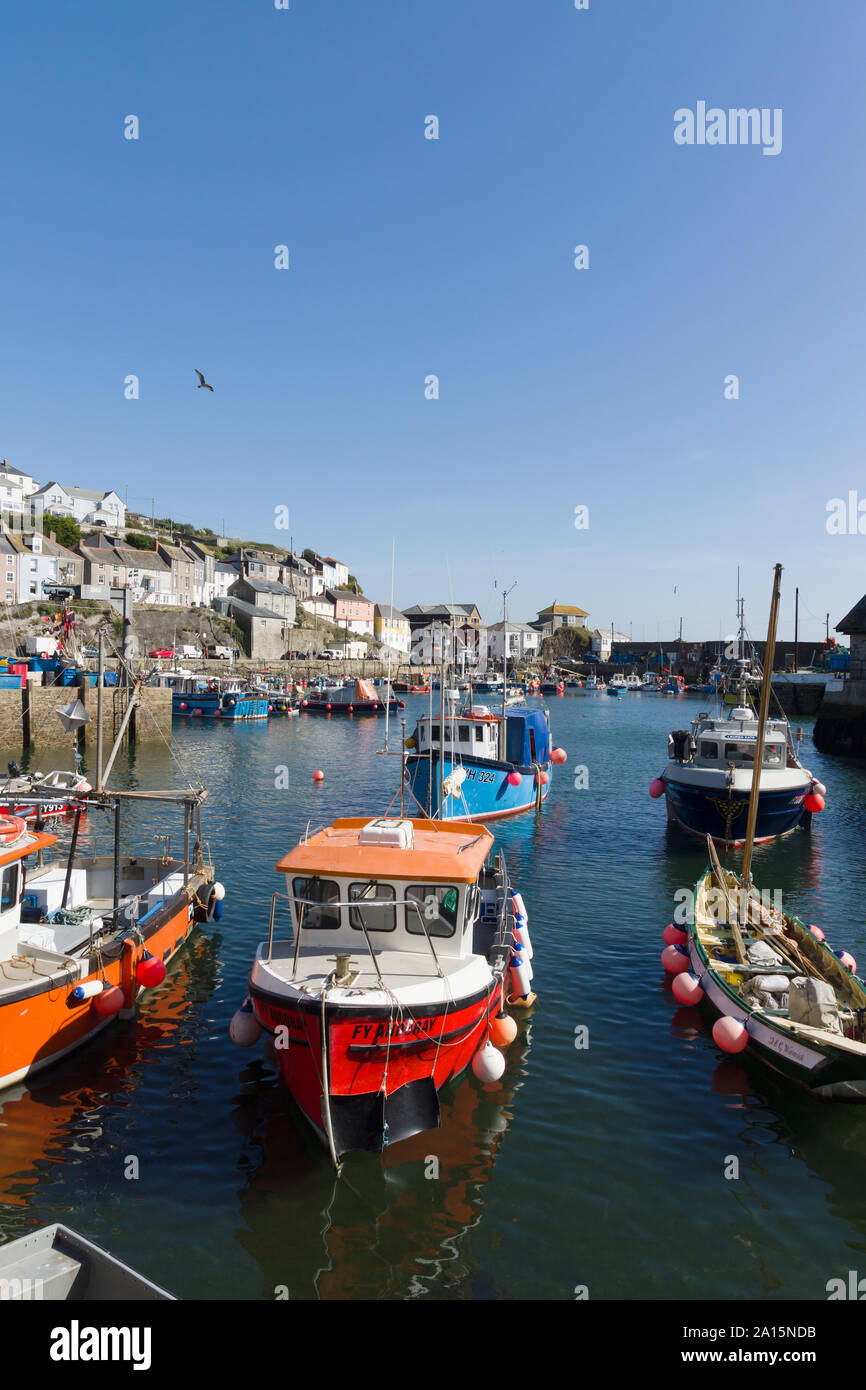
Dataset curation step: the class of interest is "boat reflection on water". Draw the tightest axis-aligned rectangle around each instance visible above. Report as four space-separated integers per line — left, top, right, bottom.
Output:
0 933 219 1233
232 1019 534 1299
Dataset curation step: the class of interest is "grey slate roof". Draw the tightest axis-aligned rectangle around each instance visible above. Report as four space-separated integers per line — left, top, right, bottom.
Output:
837 595 866 633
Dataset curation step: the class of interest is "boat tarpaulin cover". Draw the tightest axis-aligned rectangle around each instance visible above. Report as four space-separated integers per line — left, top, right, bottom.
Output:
788 976 841 1033
355 678 377 702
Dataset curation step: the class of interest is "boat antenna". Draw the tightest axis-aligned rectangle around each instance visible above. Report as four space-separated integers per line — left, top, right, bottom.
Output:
740 563 783 903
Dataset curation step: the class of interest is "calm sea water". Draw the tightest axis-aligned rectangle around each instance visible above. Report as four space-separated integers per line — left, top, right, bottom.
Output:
2 692 866 1301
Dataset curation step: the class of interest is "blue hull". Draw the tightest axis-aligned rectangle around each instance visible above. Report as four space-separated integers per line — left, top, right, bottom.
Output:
664 779 809 846
172 693 269 720
405 753 551 821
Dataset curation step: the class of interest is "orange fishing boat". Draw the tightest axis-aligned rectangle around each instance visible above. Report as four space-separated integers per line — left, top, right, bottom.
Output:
0 788 223 1091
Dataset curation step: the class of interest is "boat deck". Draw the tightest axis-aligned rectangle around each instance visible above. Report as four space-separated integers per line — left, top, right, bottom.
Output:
255 940 491 1008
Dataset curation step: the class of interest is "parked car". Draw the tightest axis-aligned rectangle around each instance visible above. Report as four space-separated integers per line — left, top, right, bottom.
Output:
81 645 99 658
149 647 175 659
203 645 233 660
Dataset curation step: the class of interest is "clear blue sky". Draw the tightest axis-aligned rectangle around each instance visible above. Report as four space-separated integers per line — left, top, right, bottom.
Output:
1 0 863 645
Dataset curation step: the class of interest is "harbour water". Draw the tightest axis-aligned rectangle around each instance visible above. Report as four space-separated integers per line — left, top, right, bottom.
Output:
2 692 866 1300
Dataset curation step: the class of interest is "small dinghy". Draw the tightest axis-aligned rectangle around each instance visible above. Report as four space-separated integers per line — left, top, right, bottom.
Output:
0 1223 174 1299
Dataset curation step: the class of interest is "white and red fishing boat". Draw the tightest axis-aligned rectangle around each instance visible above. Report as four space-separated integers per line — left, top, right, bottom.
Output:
0 766 91 821
237 816 533 1162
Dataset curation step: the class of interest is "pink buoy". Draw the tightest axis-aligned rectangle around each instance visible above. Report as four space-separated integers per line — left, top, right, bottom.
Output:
193 707 203 717
507 771 521 787
536 770 550 785
811 779 827 797
672 971 704 1006
804 793 825 813
661 944 690 975
649 778 665 799
808 924 825 941
313 770 324 782
713 1016 749 1053
550 747 567 765
836 950 857 973
663 923 688 947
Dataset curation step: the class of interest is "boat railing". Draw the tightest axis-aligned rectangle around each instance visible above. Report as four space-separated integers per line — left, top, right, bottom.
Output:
271 890 456 983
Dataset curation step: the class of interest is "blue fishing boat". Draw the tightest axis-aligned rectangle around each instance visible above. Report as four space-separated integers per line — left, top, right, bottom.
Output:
404 704 564 820
170 676 269 720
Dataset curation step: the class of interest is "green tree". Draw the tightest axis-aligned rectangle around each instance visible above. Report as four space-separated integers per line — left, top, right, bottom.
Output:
124 532 156 550
42 513 81 548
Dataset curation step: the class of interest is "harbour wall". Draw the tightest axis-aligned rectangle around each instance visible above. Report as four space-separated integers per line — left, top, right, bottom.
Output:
0 684 172 753
814 683 866 759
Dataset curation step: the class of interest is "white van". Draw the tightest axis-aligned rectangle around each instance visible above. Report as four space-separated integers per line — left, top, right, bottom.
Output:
209 645 233 660
179 644 203 659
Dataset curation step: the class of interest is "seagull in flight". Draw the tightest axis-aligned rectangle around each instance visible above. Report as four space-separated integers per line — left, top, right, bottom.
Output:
195 370 214 392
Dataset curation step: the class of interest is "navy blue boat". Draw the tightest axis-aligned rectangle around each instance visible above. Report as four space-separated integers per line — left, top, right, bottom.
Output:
652 699 824 847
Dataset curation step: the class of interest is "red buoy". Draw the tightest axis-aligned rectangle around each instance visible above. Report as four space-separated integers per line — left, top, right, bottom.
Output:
93 984 125 1016
804 792 825 813
136 952 167 988
313 770 324 782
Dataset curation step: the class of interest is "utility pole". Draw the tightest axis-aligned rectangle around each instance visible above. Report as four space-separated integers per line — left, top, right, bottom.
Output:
794 587 799 672
826 612 830 642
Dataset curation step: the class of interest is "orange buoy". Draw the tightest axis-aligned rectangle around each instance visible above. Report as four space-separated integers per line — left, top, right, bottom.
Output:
490 1012 518 1047
313 770 324 782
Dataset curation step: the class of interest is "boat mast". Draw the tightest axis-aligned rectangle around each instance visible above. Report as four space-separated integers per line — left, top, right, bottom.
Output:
740 563 783 896
383 538 395 754
500 581 517 756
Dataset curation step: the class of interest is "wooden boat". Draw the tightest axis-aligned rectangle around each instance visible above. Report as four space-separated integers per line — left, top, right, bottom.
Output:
0 1223 174 1299
666 564 866 1097
239 816 530 1162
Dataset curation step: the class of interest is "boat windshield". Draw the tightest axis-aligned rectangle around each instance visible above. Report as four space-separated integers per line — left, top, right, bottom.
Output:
349 881 396 932
405 884 460 938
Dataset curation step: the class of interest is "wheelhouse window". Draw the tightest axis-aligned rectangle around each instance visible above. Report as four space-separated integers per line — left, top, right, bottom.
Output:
349 881 396 932
292 877 340 929
700 742 718 758
458 725 470 743
724 742 754 762
474 725 484 743
1 863 19 912
406 884 460 938
763 742 784 768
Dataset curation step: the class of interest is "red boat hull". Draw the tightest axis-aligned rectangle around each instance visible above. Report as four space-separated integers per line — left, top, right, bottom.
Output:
250 978 504 1151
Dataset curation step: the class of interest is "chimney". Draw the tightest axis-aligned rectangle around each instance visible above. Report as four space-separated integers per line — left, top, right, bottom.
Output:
49 530 56 544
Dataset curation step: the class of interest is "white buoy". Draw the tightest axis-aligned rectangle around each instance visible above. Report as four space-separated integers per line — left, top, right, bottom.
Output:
212 882 226 901
513 920 533 959
512 892 528 922
509 957 532 998
230 998 262 1047
512 942 533 982
472 1040 505 1082
71 979 105 1002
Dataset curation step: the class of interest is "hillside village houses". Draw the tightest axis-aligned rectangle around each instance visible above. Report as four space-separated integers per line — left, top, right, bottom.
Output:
487 620 540 664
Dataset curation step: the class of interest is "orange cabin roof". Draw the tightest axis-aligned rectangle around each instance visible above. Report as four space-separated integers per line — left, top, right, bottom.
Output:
275 818 494 884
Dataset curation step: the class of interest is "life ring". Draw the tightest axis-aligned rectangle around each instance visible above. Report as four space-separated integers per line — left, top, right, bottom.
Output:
194 883 218 923
0 815 26 841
